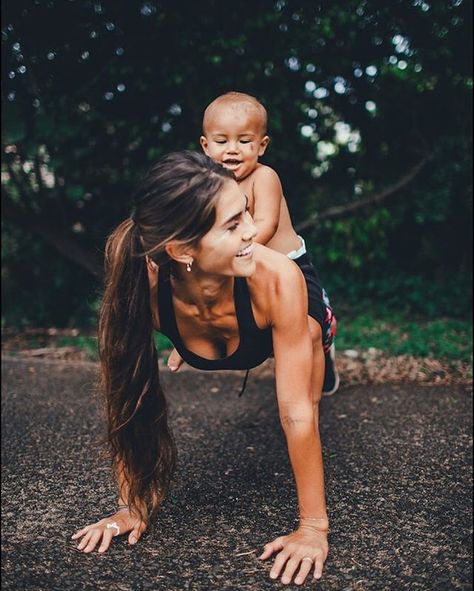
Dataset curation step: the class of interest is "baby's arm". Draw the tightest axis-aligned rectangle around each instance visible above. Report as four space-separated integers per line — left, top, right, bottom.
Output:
251 166 283 245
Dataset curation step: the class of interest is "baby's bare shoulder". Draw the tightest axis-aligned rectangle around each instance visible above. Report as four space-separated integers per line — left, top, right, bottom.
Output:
253 163 282 183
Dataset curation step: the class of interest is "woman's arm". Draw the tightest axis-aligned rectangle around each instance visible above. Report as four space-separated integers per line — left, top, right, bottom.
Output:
71 461 147 553
259 259 329 585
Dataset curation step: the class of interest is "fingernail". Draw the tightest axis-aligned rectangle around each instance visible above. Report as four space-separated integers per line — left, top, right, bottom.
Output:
130 537 137 544
270 572 277 579
168 365 177 371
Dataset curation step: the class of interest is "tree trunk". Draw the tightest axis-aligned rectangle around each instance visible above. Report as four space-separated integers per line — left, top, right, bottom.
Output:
2 195 103 279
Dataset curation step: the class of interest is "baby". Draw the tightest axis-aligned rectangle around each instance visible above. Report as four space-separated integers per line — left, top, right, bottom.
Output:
169 92 338 395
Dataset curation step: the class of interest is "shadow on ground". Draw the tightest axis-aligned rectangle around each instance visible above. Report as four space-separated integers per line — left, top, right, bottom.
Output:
1 357 472 590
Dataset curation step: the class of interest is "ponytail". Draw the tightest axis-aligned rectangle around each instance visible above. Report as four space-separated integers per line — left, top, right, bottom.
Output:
98 218 176 523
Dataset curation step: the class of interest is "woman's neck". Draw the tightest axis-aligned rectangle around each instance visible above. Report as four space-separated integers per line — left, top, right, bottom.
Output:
171 266 234 310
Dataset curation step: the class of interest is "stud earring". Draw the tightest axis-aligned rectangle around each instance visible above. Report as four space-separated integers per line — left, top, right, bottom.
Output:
186 260 193 272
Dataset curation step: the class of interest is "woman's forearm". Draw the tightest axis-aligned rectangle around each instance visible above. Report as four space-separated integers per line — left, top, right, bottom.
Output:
115 461 130 505
284 422 329 528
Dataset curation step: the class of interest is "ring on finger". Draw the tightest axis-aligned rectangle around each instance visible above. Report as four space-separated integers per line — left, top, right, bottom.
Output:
302 556 313 563
106 522 120 536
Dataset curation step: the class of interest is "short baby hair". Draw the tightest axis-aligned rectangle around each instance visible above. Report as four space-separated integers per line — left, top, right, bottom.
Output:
202 92 268 135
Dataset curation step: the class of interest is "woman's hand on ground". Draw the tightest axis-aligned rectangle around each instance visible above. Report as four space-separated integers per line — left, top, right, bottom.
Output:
259 526 329 585
71 510 147 554
167 347 184 372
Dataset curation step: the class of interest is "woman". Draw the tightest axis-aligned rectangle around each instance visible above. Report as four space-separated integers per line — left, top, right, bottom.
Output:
72 151 330 586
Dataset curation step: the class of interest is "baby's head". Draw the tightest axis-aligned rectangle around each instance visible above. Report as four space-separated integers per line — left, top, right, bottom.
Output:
200 92 269 181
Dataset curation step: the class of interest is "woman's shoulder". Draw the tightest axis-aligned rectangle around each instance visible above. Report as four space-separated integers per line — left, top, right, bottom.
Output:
249 244 305 302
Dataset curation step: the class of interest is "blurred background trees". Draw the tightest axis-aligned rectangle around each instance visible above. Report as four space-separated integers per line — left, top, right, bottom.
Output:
2 0 472 328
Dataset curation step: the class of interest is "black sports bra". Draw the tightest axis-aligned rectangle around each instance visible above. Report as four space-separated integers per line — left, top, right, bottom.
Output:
157 264 273 371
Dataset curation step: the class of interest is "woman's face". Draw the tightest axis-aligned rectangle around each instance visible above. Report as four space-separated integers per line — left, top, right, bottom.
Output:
191 179 257 277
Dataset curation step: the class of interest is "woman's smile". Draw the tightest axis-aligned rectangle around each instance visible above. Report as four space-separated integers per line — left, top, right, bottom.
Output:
236 243 253 258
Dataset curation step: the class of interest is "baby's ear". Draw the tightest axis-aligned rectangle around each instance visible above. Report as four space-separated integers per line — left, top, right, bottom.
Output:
258 135 270 156
200 136 210 155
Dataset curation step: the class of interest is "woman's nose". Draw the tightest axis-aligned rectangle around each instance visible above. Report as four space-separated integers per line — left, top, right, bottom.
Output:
242 215 257 241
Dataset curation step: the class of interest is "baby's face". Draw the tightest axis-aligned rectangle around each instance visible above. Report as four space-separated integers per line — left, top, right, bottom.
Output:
200 104 269 181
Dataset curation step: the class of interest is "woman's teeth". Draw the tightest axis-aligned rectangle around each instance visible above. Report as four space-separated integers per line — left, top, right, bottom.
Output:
236 245 253 257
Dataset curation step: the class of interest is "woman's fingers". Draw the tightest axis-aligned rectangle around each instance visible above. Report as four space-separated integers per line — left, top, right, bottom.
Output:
259 537 285 560
269 549 290 580
76 529 95 551
313 556 324 580
262 530 328 583
98 528 116 554
73 513 143 553
82 530 103 553
294 557 315 585
128 520 146 545
280 556 303 585
71 525 92 540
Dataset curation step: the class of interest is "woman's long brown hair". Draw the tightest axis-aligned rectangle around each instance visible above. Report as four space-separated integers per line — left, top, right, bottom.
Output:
98 151 234 523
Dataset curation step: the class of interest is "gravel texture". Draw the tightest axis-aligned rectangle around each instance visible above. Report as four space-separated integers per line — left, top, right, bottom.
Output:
3 341 472 386
1 356 472 591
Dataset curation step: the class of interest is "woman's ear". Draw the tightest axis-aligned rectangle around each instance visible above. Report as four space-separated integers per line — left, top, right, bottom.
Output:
164 241 194 265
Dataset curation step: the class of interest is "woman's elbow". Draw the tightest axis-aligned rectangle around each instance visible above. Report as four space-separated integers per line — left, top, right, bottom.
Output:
279 411 317 437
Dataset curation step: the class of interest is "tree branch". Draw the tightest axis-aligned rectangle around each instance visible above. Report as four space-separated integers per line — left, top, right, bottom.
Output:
2 191 103 279
5 160 34 209
295 154 432 232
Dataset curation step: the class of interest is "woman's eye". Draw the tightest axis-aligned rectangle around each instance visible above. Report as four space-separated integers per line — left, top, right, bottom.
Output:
228 222 239 231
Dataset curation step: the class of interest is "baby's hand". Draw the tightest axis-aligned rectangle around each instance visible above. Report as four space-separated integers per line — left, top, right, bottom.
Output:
167 348 184 372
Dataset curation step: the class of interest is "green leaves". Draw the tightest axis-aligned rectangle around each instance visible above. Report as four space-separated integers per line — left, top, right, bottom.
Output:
1 0 471 326
2 104 26 144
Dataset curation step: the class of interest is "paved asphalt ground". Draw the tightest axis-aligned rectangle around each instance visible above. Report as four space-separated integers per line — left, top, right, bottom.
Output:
1 357 472 591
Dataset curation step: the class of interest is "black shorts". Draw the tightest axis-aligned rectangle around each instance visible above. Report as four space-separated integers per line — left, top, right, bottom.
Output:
292 252 337 352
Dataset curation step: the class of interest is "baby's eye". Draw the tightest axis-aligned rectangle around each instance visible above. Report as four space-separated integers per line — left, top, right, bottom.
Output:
215 140 226 144
240 140 251 144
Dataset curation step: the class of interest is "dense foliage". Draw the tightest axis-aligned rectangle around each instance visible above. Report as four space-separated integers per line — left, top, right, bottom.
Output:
2 0 472 326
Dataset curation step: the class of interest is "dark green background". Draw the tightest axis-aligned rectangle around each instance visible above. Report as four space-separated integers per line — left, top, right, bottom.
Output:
2 0 472 328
